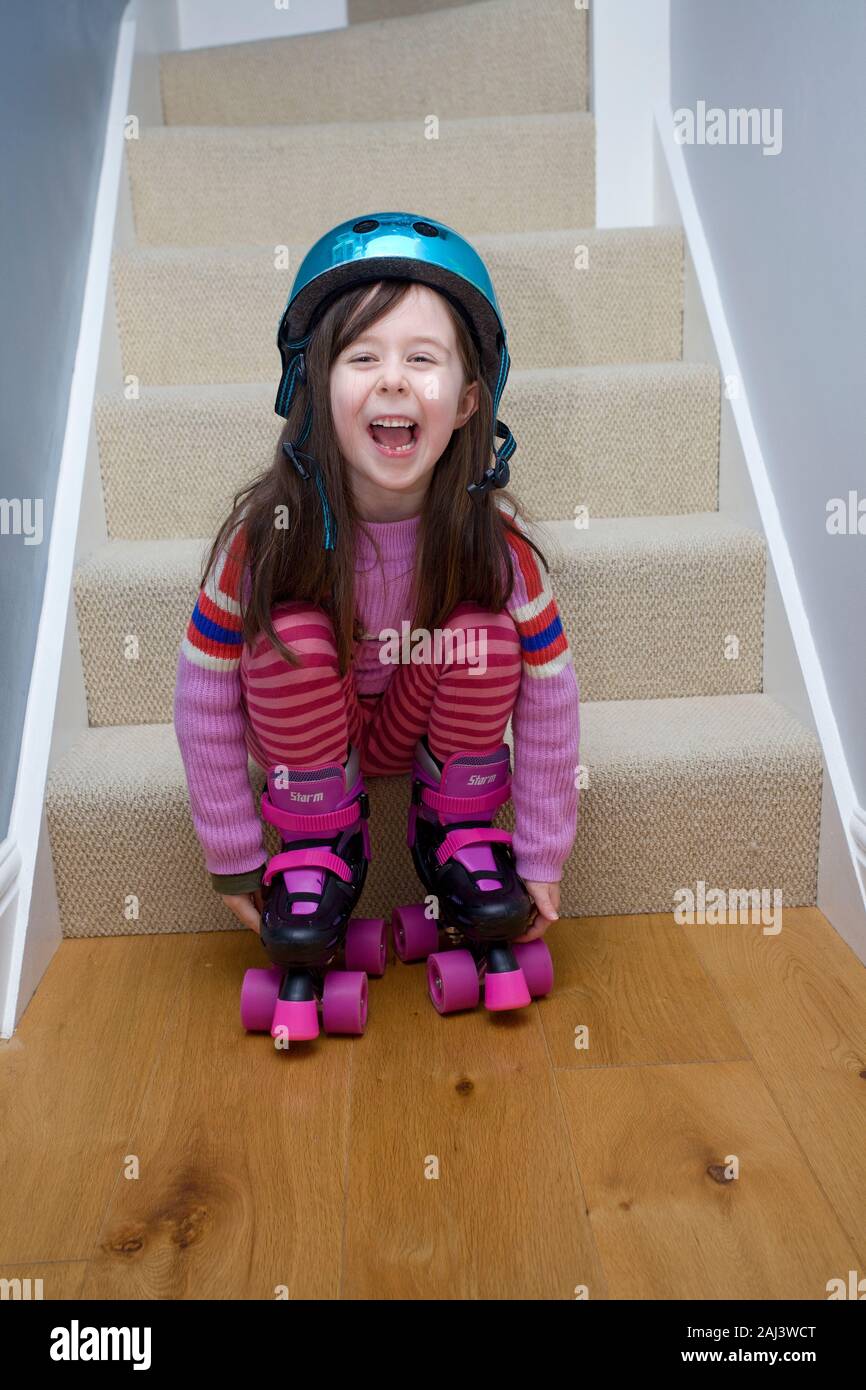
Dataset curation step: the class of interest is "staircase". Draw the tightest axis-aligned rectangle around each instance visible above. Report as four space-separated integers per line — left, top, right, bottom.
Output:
44 0 823 938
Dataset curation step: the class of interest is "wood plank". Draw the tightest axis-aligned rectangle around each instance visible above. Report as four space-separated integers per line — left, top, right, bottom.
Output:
82 931 353 1299
556 1058 859 1299
0 935 192 1264
540 913 750 1066
342 948 606 1298
677 905 866 1264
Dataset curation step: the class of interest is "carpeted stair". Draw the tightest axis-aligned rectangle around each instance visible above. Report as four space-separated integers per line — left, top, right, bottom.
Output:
46 0 822 936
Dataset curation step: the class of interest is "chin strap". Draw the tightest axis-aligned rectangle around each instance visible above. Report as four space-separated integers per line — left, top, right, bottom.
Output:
466 419 514 497
467 339 515 498
275 330 311 418
276 340 337 552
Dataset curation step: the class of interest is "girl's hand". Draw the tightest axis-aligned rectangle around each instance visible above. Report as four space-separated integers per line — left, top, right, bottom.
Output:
221 888 265 934
514 880 560 942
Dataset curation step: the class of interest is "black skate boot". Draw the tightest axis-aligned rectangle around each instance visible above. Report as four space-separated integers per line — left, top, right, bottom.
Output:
391 735 554 1014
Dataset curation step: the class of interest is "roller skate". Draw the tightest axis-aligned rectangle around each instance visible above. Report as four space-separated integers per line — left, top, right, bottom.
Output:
240 743 387 1043
391 735 554 1015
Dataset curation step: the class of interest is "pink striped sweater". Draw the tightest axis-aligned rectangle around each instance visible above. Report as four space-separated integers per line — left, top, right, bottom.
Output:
173 504 580 894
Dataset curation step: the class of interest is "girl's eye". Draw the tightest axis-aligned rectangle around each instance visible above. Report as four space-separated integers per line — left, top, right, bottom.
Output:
350 354 432 363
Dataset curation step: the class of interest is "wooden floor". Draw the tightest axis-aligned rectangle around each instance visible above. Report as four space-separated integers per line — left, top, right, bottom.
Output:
1 905 864 1300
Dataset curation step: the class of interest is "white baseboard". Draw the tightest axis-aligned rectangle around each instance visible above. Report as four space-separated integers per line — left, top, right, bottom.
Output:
0 839 24 1034
651 96 866 959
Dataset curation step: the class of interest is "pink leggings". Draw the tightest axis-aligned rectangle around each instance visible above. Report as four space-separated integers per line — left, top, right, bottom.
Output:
239 601 522 777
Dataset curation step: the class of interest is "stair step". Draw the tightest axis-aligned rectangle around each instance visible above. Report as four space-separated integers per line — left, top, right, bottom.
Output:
159 0 588 126
94 364 719 540
112 226 683 386
72 514 765 728
126 110 594 248
43 694 822 937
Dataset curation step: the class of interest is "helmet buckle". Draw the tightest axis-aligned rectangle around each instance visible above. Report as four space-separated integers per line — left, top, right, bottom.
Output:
282 440 312 480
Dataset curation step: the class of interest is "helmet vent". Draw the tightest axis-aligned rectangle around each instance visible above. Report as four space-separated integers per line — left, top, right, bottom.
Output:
413 221 439 238
352 219 379 233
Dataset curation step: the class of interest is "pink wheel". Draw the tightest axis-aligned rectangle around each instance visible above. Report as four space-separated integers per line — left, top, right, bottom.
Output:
512 939 554 998
427 950 480 1015
322 970 368 1035
392 903 440 962
344 917 387 977
240 966 282 1031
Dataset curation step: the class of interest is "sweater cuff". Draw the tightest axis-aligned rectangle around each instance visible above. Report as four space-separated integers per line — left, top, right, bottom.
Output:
211 863 266 895
515 856 565 885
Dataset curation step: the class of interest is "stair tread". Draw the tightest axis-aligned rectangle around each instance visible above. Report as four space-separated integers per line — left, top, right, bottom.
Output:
74 512 764 579
44 691 822 930
111 226 682 380
137 109 594 144
126 109 595 247
46 692 821 799
158 0 588 126
93 359 720 535
112 223 679 266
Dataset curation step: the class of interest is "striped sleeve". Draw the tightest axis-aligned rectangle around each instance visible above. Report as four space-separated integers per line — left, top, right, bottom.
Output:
181 523 248 672
502 514 573 678
174 521 268 891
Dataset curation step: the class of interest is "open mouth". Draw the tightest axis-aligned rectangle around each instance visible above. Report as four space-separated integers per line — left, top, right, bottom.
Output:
367 421 420 457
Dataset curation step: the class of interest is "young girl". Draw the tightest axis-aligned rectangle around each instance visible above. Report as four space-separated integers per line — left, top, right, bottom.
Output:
174 211 580 966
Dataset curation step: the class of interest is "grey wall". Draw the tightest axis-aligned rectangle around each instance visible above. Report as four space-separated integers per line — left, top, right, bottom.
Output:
670 0 866 807
0 0 130 844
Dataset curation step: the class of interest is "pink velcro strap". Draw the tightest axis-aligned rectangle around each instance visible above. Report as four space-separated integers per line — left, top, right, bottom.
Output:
262 848 352 887
435 827 513 867
261 792 358 835
421 781 510 816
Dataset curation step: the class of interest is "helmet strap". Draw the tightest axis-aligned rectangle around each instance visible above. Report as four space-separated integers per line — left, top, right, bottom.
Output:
282 401 336 551
467 419 514 497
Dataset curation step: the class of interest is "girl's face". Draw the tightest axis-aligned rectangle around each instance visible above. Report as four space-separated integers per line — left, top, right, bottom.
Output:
329 283 479 520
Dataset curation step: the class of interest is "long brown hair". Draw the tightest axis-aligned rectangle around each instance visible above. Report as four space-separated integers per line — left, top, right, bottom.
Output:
198 277 549 675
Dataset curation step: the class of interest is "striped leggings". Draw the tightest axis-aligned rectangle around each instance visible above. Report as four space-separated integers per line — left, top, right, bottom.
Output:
239 601 522 776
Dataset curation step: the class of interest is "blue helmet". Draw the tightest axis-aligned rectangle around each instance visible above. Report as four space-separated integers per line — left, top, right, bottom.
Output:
274 211 516 549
